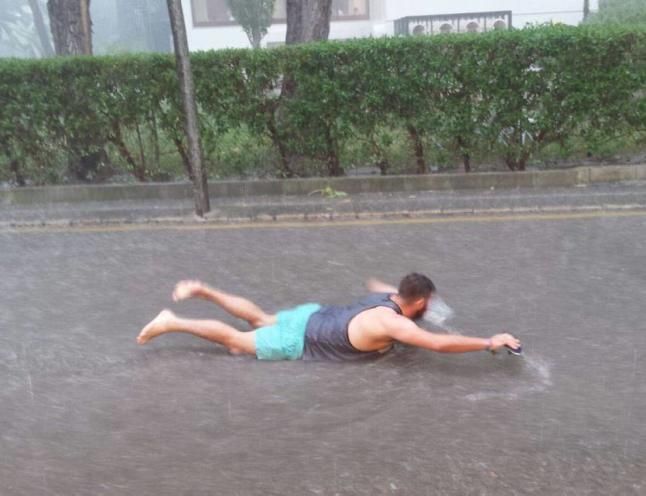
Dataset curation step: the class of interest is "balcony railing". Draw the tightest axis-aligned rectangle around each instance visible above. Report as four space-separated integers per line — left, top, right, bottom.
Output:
394 11 512 36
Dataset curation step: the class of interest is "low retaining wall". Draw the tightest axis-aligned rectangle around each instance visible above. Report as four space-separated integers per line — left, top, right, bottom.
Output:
2 164 645 205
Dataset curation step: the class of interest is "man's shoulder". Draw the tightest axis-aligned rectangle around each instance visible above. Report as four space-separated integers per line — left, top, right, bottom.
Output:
363 305 399 316
363 306 409 325
372 307 418 333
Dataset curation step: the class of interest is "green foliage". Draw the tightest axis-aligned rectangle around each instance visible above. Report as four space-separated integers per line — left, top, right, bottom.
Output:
205 126 277 178
309 185 348 198
1 25 645 185
226 0 275 49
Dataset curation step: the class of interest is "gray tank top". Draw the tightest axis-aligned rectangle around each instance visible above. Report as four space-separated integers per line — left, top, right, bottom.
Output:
302 293 402 361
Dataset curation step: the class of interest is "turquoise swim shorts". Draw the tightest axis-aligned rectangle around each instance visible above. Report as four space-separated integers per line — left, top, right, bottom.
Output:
255 303 321 360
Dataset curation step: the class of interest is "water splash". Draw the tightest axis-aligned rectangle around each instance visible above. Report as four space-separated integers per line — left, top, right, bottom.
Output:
420 297 553 402
423 295 455 327
464 355 553 402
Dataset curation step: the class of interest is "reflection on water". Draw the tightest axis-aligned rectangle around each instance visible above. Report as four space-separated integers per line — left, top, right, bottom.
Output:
464 355 553 402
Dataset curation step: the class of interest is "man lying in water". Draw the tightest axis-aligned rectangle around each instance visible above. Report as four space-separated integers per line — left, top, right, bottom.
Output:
137 272 520 360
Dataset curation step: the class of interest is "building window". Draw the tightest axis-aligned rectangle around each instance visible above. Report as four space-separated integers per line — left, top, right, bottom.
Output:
191 0 369 27
493 19 507 30
395 11 512 36
439 23 452 34
412 25 426 36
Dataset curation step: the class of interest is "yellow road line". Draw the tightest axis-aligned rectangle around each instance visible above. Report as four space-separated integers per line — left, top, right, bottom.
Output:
2 209 646 234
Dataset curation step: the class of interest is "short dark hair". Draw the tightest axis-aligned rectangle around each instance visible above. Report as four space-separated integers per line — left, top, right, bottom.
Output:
398 273 436 301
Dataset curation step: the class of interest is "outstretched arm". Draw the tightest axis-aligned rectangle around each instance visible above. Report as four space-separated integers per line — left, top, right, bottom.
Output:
388 316 520 353
366 277 398 294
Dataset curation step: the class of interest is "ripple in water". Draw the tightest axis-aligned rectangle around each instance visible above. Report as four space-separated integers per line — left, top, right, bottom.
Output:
422 298 553 402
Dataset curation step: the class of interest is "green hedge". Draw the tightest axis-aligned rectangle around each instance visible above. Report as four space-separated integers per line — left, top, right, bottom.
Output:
1 25 645 185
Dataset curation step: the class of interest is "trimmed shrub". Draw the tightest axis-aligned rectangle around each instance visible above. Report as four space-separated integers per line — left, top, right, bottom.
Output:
1 25 644 185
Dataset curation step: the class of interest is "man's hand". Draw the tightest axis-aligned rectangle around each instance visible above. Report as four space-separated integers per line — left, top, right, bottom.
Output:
489 333 521 352
366 278 398 294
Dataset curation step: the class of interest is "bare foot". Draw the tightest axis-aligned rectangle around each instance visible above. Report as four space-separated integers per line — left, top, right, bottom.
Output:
137 309 175 344
172 280 206 302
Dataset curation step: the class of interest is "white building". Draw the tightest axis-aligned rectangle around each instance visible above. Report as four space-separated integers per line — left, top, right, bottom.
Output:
182 0 598 51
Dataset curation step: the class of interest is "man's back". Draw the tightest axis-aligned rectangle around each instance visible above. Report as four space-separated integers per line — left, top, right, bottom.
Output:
348 305 404 352
301 293 404 361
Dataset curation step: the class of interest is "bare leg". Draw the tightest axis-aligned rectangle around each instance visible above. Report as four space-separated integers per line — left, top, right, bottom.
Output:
173 280 275 329
137 309 256 355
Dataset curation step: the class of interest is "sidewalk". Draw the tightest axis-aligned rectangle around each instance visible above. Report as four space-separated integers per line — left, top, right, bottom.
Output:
2 180 646 227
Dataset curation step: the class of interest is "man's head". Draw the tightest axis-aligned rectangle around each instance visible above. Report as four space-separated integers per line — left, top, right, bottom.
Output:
397 273 436 320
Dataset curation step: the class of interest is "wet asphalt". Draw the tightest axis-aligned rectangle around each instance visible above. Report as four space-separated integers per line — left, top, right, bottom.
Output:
1 210 645 495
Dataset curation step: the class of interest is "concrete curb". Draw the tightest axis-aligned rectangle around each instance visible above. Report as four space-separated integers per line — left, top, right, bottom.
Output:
3 202 646 230
3 164 646 205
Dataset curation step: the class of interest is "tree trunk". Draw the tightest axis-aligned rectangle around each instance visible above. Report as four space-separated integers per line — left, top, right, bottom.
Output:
135 120 148 179
376 159 389 175
324 127 343 176
28 0 54 57
266 116 296 178
463 153 471 173
407 124 426 174
281 0 333 176
504 153 528 171
109 121 147 181
583 0 590 21
47 0 99 181
285 0 304 44
47 0 92 56
79 0 92 55
10 159 26 187
68 148 107 181
150 111 161 170
457 136 471 173
504 156 516 171
304 0 332 41
251 28 262 49
173 137 195 182
167 0 210 216
286 0 332 44
370 135 389 175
